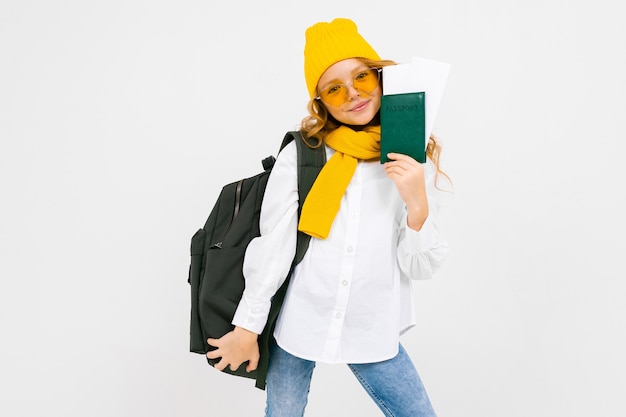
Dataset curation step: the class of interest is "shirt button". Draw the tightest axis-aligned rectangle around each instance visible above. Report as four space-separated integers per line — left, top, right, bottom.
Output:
346 246 353 253
248 317 255 323
350 211 358 219
342 280 348 286
335 312 342 319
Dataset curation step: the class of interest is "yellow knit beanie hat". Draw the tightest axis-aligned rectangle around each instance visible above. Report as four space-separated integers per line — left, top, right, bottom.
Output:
304 18 381 98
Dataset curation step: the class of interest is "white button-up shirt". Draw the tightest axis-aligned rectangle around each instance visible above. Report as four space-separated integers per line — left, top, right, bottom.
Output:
232 140 448 364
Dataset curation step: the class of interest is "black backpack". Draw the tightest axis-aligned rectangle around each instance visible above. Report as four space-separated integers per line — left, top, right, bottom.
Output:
188 131 326 390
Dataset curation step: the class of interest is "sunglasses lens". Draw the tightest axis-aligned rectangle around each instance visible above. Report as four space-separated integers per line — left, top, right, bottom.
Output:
319 69 379 106
353 69 379 93
320 85 347 106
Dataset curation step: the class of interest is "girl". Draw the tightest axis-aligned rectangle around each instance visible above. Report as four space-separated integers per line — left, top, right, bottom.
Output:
207 18 449 417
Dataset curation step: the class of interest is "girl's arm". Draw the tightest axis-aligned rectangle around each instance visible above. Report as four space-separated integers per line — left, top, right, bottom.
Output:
207 141 300 370
385 153 449 279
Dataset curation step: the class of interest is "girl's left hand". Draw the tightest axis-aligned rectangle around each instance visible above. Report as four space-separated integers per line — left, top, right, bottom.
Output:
384 153 429 231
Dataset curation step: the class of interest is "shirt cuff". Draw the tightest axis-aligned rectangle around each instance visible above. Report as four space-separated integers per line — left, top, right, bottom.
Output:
404 213 438 253
231 294 272 335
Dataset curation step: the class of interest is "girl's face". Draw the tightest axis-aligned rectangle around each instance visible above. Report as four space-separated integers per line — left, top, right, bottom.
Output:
317 58 381 126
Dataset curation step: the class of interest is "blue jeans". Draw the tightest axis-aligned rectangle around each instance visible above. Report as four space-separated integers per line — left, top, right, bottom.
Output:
265 342 437 417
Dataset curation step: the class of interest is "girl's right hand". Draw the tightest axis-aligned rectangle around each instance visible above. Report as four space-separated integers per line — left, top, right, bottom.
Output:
206 326 260 373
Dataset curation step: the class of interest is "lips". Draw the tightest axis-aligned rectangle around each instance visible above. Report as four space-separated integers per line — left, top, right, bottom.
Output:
349 100 369 112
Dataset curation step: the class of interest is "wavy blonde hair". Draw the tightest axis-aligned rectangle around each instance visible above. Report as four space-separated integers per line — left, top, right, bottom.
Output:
300 59 450 188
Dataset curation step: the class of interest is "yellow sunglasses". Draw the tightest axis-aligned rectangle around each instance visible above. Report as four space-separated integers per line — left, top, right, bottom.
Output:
316 68 381 107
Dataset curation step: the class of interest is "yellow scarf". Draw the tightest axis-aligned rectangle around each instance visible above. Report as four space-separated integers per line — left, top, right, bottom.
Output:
298 125 381 239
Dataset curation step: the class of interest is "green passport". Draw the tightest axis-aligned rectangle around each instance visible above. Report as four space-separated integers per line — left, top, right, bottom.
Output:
380 92 426 163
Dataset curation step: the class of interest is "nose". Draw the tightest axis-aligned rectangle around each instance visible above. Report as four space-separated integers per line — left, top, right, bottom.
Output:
345 84 361 101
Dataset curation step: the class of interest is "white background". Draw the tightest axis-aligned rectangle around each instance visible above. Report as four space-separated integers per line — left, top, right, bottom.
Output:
1 1 625 416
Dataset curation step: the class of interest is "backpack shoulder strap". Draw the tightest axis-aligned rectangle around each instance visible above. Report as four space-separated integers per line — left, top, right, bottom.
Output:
280 131 326 265
254 131 325 390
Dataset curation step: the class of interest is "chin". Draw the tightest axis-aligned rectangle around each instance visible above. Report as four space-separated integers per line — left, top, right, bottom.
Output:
346 113 377 126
